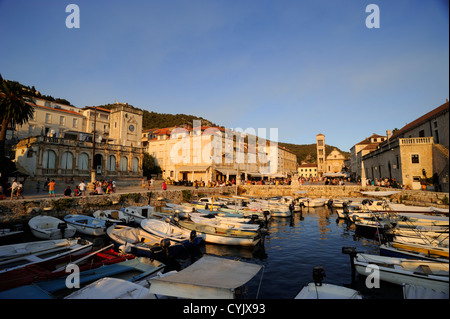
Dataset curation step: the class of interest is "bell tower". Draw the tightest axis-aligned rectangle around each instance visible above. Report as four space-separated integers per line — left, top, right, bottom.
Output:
316 133 326 177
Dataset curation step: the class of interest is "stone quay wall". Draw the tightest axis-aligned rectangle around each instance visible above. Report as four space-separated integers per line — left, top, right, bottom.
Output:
0 185 448 228
0 187 234 227
238 185 449 209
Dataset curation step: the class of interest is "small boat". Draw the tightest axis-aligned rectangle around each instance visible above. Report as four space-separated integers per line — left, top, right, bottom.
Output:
188 213 261 232
122 205 155 224
295 283 362 299
64 277 157 299
0 256 165 299
0 225 24 245
0 238 93 274
379 241 449 262
149 255 263 299
175 218 261 246
269 209 291 218
93 210 128 224
28 215 76 240
354 217 395 239
402 283 449 299
295 266 362 299
107 225 196 261
303 198 327 208
63 214 107 236
140 218 202 243
353 253 449 293
0 246 133 292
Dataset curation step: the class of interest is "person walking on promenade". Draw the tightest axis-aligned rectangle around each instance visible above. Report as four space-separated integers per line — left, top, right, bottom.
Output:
48 179 56 198
162 181 167 191
8 179 19 200
148 177 155 191
17 181 24 199
79 180 86 196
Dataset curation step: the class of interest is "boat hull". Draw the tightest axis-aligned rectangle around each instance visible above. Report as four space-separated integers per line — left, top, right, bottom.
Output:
354 254 449 293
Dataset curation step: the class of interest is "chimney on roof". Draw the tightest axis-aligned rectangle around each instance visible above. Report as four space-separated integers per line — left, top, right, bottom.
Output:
446 98 448 103
386 130 392 140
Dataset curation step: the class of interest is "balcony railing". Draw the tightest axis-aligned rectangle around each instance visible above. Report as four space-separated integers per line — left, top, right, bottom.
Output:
33 135 143 153
399 137 434 145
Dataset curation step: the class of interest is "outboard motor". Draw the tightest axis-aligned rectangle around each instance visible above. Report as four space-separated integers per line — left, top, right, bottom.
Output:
161 238 171 249
289 203 294 213
57 222 67 237
190 230 197 242
250 214 259 224
312 266 326 286
326 199 333 208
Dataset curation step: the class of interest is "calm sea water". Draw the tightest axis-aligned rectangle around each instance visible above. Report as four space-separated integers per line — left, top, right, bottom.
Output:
10 205 404 300
202 206 404 299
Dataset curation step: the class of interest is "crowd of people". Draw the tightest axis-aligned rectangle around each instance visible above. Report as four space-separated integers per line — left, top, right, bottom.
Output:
0 174 412 201
360 177 402 189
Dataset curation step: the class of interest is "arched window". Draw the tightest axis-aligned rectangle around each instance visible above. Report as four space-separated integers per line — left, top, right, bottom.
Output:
43 150 56 169
61 151 74 169
120 156 128 171
107 155 116 171
131 157 139 172
78 153 89 171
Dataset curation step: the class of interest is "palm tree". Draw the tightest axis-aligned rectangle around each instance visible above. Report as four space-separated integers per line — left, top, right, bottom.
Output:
0 74 35 180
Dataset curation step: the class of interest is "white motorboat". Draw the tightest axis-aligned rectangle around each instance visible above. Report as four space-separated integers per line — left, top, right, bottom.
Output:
122 205 155 224
28 215 76 240
353 253 449 293
63 214 107 236
295 266 362 299
64 277 158 299
302 198 327 208
140 218 198 242
188 212 261 232
295 283 362 299
93 210 128 224
175 218 261 246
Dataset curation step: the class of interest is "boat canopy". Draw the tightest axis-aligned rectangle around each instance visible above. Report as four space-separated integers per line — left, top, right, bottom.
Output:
148 255 262 299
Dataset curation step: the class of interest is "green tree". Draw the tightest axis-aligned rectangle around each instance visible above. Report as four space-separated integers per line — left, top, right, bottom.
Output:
0 74 35 181
142 152 162 178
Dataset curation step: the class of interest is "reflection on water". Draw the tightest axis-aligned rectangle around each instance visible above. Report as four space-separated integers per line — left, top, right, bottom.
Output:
203 206 403 299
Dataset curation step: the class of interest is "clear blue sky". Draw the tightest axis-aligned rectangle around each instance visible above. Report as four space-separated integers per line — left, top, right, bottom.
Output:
1 0 448 152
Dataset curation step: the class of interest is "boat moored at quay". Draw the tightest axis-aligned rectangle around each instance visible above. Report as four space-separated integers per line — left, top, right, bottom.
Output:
0 191 447 299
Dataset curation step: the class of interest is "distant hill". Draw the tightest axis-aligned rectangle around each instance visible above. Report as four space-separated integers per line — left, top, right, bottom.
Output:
89 103 218 130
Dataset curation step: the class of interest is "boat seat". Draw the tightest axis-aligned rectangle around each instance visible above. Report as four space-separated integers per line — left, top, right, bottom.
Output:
110 211 120 220
413 265 433 275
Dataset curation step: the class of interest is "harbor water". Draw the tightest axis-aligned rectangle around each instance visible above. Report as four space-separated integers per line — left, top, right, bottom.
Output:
3 204 407 299
204 205 404 299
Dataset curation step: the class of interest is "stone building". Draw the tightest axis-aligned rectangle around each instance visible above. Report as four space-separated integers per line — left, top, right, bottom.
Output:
350 133 388 180
143 124 296 183
298 163 318 178
13 98 144 183
361 100 449 191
